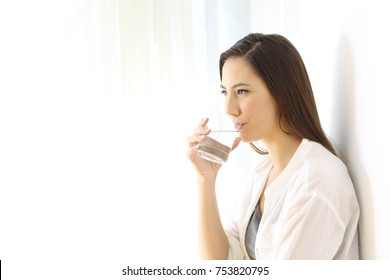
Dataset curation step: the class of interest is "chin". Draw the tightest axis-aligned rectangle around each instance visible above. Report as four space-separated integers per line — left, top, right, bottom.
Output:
239 132 262 143
238 134 255 143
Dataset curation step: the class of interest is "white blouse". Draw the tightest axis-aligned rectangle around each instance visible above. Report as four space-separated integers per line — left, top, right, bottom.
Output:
225 139 360 259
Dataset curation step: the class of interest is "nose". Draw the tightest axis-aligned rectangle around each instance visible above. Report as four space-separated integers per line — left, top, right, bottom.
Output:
225 93 240 117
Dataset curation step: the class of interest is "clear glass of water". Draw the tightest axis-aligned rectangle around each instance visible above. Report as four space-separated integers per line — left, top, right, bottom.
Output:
197 114 237 164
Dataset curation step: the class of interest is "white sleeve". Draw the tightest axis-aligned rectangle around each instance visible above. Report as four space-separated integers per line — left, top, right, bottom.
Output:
272 192 345 259
224 184 247 260
225 217 245 260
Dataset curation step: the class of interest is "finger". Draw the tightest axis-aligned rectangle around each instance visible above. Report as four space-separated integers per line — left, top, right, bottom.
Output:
188 133 207 147
193 118 209 133
193 126 211 135
198 117 209 128
188 118 210 149
186 145 199 161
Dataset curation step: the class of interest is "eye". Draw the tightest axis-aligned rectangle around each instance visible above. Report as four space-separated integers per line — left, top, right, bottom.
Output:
220 89 227 96
237 89 249 95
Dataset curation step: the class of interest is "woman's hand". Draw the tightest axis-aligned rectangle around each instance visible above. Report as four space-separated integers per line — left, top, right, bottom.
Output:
187 118 240 181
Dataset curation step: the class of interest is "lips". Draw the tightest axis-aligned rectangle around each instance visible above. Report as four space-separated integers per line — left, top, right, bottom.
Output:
234 122 247 131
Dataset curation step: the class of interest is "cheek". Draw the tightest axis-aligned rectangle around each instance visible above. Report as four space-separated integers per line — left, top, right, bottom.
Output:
246 98 273 123
247 98 279 134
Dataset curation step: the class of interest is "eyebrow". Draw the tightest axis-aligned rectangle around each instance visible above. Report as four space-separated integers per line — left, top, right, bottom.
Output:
220 83 252 89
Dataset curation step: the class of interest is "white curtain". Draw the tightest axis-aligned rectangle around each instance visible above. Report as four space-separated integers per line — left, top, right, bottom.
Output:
0 0 286 276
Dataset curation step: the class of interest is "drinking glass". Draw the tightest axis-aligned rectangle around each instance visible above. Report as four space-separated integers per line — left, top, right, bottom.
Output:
197 114 237 164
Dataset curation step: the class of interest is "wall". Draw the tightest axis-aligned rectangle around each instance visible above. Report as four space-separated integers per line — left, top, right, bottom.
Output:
281 0 390 259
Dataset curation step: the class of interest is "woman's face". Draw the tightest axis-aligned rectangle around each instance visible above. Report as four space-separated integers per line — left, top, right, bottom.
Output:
221 56 280 143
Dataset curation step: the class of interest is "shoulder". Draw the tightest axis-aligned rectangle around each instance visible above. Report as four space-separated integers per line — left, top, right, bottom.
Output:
294 140 355 199
303 140 349 180
283 140 360 225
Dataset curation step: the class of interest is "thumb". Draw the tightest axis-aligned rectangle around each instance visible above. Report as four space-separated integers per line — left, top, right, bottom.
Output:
231 136 241 151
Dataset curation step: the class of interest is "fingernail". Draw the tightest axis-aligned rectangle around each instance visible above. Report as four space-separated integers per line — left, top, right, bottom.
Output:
199 135 205 139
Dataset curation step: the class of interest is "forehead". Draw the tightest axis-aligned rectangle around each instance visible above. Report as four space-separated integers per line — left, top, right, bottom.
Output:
221 57 259 85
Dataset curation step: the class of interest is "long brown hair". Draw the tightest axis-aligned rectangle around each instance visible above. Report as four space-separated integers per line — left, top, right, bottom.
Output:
219 33 335 155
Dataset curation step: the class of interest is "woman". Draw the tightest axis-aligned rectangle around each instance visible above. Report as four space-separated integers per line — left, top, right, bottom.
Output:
187 33 360 260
